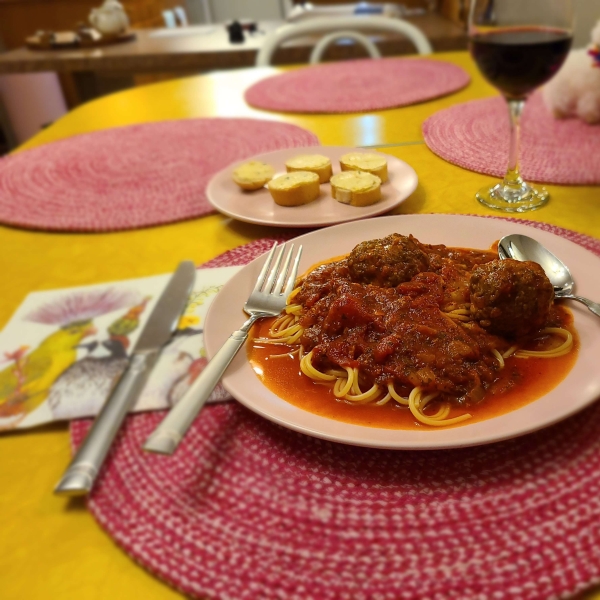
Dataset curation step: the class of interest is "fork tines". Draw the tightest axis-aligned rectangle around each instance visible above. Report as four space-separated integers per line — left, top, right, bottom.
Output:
259 242 303 297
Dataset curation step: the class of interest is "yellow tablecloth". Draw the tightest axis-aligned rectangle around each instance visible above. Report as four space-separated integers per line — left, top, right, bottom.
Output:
1 52 599 600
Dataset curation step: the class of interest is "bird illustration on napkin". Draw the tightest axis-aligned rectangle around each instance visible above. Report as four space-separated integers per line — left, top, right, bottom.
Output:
0 287 144 429
47 295 151 421
0 267 239 431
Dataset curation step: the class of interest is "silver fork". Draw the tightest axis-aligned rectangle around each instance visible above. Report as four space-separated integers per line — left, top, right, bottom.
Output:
143 242 303 455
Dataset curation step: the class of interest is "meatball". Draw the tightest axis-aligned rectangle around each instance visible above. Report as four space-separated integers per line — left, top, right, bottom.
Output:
347 234 430 287
469 259 554 338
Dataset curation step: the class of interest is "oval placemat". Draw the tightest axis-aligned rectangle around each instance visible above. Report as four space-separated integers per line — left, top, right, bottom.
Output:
0 119 319 232
245 57 470 114
423 92 600 185
70 218 600 600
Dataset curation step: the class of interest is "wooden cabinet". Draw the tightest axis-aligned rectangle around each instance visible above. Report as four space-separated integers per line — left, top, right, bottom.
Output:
439 0 469 25
0 0 180 50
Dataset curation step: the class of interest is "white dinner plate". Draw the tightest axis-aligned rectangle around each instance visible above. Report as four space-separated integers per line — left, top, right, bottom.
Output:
204 214 600 449
205 146 418 227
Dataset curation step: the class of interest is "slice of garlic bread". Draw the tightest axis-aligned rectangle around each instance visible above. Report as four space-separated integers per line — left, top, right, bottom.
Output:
330 171 382 207
268 171 321 206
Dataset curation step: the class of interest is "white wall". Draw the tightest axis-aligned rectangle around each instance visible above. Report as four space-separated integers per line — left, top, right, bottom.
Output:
489 0 598 47
574 0 600 47
186 0 285 24
0 73 67 144
186 0 598 46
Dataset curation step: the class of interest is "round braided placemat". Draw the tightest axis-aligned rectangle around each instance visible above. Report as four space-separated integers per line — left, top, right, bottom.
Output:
71 218 600 600
423 92 600 185
245 58 470 114
0 119 319 232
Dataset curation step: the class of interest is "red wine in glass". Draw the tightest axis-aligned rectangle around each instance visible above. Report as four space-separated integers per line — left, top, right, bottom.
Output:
468 0 575 213
471 28 572 99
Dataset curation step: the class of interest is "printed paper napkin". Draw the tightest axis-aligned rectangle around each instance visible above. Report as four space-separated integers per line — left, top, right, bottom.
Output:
0 266 241 431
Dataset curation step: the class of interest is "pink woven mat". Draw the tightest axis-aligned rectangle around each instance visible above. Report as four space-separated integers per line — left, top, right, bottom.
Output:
0 119 319 232
423 92 600 185
71 219 600 600
245 57 470 114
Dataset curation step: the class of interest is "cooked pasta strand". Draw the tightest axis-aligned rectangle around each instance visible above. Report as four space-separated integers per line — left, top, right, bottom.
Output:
408 388 472 427
287 288 301 303
492 349 505 368
285 304 303 316
446 313 472 322
345 382 381 403
444 306 472 322
374 393 392 406
430 404 451 420
333 367 354 398
515 327 573 358
269 323 302 339
300 350 337 382
387 382 409 406
326 369 348 378
268 348 300 359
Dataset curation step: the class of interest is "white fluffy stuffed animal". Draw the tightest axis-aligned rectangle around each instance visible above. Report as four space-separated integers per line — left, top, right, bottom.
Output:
543 20 600 124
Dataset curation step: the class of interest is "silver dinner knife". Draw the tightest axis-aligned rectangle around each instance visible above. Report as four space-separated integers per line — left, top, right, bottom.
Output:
54 260 196 496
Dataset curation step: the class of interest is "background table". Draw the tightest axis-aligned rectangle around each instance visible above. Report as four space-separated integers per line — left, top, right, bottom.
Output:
1 51 599 600
0 14 467 105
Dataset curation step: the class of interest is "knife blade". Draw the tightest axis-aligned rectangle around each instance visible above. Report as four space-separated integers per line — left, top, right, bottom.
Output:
54 260 196 496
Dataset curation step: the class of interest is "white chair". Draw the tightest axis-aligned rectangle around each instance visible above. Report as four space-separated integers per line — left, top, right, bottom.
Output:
162 10 177 28
310 31 381 62
255 15 433 66
174 6 189 27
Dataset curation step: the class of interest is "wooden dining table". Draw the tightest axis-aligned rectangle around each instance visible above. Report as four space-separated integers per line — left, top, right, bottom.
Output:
1 51 599 600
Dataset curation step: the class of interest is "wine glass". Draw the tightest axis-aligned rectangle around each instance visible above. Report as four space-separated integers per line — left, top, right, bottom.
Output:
469 0 575 212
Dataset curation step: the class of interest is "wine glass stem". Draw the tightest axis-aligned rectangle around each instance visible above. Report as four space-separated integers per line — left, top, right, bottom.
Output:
475 94 547 212
503 98 525 188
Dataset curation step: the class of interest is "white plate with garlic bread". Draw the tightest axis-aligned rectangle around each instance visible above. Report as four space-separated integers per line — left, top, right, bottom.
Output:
206 146 418 228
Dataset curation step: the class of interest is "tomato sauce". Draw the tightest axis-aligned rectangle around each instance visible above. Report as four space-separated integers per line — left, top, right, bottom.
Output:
248 311 578 430
248 236 580 430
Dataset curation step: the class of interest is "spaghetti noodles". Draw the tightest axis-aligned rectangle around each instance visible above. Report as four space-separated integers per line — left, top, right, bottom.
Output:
252 234 575 428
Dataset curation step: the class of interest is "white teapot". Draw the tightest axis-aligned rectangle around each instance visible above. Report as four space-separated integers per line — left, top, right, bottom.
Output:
89 0 130 37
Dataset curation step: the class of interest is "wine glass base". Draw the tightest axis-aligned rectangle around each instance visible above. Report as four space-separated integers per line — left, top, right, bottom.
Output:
476 182 549 213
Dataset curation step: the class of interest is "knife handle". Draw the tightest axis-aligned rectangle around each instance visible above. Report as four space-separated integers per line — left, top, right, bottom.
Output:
54 351 158 496
143 318 254 455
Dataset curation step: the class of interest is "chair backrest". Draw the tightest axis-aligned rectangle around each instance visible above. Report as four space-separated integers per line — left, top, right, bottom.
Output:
255 16 433 67
309 30 381 63
174 6 189 27
162 10 177 28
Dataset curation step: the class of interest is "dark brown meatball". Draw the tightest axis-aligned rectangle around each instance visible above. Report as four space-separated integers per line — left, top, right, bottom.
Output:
347 234 430 287
469 259 554 338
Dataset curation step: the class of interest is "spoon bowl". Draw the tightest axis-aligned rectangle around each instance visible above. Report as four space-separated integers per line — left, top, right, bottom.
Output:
498 234 600 317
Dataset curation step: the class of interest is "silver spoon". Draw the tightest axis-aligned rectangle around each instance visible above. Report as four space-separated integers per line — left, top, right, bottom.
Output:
498 234 600 318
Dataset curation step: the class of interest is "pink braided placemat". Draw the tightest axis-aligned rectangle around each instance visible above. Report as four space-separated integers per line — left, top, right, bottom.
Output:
245 57 470 114
71 219 600 600
0 119 319 232
423 92 600 185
